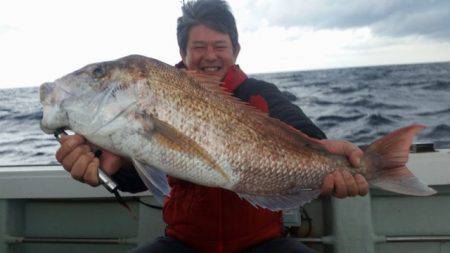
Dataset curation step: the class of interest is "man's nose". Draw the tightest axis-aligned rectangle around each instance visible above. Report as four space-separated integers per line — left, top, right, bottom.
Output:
204 46 218 60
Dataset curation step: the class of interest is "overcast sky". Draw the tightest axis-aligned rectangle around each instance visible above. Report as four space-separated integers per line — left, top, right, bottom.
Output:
1 0 450 89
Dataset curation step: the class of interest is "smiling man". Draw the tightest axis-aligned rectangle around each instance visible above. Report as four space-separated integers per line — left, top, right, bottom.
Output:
55 0 368 252
181 23 239 79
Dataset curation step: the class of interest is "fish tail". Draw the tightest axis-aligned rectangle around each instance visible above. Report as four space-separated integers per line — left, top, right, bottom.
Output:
364 124 436 196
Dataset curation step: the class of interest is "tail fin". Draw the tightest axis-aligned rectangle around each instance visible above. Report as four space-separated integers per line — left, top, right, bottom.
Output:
364 124 436 196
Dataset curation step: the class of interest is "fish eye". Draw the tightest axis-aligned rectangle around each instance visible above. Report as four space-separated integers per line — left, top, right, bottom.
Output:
92 66 106 79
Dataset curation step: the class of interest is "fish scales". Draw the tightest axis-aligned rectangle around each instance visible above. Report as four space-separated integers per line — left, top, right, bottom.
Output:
142 59 338 193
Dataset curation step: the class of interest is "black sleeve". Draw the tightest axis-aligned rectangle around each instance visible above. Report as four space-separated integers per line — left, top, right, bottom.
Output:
111 166 148 193
233 78 327 140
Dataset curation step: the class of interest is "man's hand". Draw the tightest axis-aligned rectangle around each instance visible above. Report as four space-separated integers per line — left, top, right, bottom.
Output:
318 140 369 198
55 134 127 186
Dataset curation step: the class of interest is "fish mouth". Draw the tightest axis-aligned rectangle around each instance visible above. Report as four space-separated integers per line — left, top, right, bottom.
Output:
40 120 58 134
40 118 68 134
40 104 69 135
39 81 71 134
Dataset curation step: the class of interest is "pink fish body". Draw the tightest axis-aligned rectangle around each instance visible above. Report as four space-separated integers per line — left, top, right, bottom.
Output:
40 55 436 210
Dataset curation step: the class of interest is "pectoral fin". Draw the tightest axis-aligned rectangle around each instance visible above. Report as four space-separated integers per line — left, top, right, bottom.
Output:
132 159 170 204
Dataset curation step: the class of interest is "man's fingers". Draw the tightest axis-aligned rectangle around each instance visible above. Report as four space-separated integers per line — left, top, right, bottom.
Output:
70 152 95 181
355 174 369 196
348 148 363 168
54 134 106 188
319 140 363 168
84 158 101 187
55 135 86 163
322 171 369 198
332 170 347 198
342 170 358 197
341 142 363 168
61 145 91 172
320 174 334 196
99 149 123 175
59 134 69 143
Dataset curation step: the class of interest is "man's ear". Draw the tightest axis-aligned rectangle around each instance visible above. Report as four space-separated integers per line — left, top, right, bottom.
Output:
180 48 187 66
234 43 241 59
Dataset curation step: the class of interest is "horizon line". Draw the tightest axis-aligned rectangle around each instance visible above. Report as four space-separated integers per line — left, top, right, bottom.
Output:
2 59 450 90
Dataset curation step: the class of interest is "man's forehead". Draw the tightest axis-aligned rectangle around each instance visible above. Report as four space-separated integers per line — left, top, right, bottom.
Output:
188 24 231 43
191 40 228 45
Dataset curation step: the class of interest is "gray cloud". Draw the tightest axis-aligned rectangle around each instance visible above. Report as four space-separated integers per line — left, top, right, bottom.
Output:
245 0 450 40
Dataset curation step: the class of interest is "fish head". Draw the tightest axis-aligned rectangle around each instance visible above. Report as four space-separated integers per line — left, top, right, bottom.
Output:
40 55 148 135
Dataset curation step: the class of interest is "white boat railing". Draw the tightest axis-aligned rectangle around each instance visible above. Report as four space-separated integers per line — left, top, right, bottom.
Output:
0 164 151 199
0 149 449 199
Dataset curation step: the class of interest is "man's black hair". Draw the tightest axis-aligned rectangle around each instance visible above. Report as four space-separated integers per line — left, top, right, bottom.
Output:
177 0 239 55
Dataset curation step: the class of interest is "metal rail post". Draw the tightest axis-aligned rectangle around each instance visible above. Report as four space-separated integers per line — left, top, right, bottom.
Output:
0 200 26 253
331 194 376 253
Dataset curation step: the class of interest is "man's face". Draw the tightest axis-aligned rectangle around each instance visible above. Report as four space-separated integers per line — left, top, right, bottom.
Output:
181 24 240 80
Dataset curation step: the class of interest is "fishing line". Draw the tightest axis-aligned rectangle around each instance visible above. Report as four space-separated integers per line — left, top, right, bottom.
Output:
136 198 163 210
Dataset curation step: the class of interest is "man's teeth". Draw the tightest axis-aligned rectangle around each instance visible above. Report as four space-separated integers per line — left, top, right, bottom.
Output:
203 67 220 72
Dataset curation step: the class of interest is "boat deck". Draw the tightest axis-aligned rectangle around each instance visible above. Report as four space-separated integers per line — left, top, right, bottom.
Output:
1 149 449 253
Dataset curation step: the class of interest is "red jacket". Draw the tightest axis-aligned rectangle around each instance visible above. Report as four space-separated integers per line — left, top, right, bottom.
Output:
163 66 283 253
113 64 325 252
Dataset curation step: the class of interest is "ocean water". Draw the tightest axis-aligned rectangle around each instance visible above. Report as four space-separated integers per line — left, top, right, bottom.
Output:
0 61 449 166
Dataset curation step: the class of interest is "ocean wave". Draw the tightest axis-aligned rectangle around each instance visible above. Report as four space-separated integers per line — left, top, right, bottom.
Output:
0 111 42 122
35 143 57 149
417 108 450 116
16 137 49 145
346 135 374 145
424 124 450 139
365 114 395 126
31 152 46 157
307 81 330 87
0 108 13 113
341 98 413 110
0 149 28 157
394 81 429 88
317 114 365 123
279 81 329 89
308 97 334 106
351 128 372 136
360 72 384 81
318 121 337 129
341 97 373 107
328 86 361 94
422 80 450 91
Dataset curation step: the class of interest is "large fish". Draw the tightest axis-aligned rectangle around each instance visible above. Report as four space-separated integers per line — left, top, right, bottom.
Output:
40 55 436 210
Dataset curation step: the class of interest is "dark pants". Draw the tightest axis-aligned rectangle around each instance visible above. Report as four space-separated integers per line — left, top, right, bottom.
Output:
128 236 315 253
